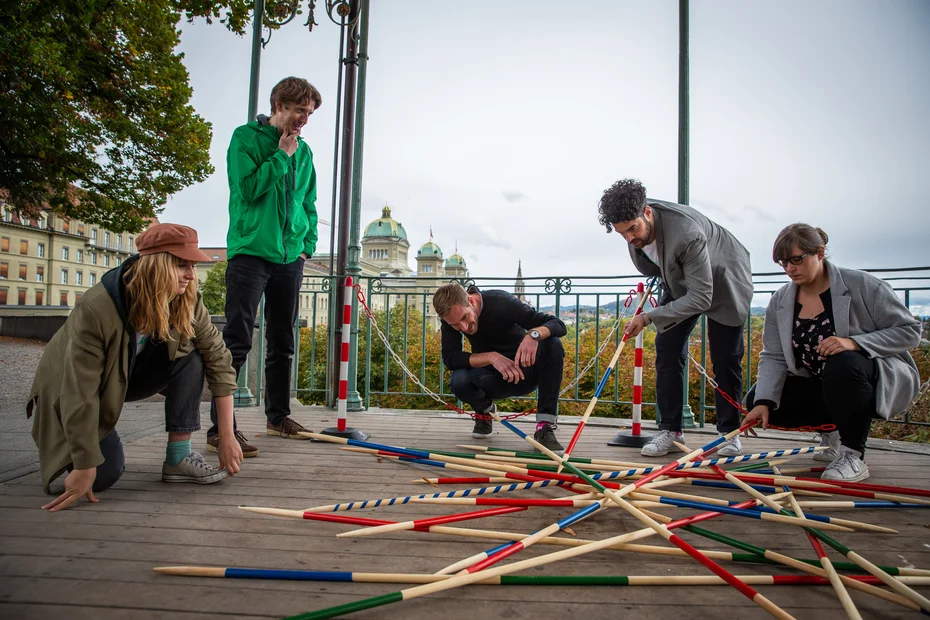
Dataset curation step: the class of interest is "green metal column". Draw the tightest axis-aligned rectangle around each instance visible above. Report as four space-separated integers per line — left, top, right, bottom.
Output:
678 0 696 429
345 0 370 411
235 0 266 407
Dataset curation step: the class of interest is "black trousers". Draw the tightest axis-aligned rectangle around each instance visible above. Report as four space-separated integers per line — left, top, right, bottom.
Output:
57 345 206 494
209 254 305 435
746 351 877 454
655 293 744 433
449 338 564 424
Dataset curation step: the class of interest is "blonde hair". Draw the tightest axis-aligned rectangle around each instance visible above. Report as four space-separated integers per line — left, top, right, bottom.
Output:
123 253 197 342
433 283 469 319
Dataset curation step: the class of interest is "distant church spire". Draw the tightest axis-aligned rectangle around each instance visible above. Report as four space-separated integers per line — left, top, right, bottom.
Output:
515 260 526 302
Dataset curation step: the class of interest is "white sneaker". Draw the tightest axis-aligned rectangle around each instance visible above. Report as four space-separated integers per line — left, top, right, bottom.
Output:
641 430 685 457
813 430 841 462
822 446 870 482
717 433 742 457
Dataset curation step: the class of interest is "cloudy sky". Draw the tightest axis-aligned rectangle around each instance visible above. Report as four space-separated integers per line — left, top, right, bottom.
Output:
163 0 930 305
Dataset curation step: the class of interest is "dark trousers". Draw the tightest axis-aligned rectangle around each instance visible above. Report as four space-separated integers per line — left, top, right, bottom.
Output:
655 295 744 433
86 345 205 493
208 254 305 435
449 338 564 424
745 351 877 454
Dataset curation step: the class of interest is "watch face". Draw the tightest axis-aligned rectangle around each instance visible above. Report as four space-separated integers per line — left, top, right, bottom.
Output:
530 330 540 339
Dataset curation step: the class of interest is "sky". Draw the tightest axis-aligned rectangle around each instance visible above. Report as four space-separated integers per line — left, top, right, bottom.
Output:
163 0 930 306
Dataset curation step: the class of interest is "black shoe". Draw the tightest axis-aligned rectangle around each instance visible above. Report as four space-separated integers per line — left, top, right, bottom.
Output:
472 416 493 439
534 423 564 455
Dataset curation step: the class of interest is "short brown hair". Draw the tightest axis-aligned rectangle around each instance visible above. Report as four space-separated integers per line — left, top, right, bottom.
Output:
270 77 322 113
433 283 469 318
772 223 829 263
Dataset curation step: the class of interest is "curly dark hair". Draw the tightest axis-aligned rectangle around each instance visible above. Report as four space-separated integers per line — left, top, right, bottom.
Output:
597 179 648 232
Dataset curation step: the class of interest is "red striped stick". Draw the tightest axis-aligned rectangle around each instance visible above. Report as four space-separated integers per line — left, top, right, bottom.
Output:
337 506 528 538
336 276 353 432
632 282 645 436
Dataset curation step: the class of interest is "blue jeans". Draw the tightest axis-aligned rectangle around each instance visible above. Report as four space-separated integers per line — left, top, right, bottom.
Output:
449 338 564 424
54 345 206 494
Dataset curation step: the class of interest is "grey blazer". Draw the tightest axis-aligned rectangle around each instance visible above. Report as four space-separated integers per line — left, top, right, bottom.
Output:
754 261 921 419
630 200 754 331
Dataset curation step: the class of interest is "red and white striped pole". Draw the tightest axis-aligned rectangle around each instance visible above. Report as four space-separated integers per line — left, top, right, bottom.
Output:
631 282 645 437
607 282 654 447
320 276 369 440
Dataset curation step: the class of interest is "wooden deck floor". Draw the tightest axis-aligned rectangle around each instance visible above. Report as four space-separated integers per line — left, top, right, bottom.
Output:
2 406 929 620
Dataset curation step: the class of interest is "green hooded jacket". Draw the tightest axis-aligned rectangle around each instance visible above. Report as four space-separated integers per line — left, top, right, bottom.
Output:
226 115 318 263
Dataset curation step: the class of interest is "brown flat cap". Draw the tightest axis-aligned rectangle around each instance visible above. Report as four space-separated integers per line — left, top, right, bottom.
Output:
136 223 211 262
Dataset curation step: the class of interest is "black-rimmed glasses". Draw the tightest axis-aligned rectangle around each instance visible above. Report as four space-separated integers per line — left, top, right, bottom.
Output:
776 253 810 268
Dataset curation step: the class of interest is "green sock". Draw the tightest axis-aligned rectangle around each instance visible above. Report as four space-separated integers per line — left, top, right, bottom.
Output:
166 440 191 466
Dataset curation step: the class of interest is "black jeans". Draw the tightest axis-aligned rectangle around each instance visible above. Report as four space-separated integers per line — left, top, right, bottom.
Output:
208 254 304 435
449 338 564 424
745 351 877 454
655 293 744 433
67 345 206 494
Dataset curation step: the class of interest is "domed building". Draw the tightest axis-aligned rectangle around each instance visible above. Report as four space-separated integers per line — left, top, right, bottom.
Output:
416 239 443 275
362 205 411 277
444 250 468 279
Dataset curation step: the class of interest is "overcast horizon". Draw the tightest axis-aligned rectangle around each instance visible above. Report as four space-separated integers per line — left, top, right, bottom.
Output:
161 0 930 306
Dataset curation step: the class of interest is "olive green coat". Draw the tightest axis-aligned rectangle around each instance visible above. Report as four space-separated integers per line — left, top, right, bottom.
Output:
27 276 236 493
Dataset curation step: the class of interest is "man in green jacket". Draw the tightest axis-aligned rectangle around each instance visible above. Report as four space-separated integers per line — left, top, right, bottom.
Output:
207 77 321 454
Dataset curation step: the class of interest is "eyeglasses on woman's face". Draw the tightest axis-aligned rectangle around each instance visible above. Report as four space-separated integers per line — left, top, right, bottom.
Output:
776 253 810 269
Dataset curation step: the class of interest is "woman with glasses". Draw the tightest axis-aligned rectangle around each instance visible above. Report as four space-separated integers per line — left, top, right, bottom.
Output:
743 223 921 482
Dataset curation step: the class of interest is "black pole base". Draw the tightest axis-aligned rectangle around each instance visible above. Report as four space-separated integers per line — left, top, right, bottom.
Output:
317 427 370 441
607 429 653 447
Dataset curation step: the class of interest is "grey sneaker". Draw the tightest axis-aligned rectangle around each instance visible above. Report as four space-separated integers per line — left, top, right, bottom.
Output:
716 433 742 457
813 430 841 462
472 404 495 438
641 430 684 457
822 446 870 482
533 423 564 456
162 451 228 484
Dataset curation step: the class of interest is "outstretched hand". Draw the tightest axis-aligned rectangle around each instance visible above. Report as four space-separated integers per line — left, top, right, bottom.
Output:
741 405 770 437
43 468 98 513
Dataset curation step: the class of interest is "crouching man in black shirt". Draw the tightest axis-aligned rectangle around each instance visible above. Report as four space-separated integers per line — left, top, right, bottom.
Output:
433 282 566 454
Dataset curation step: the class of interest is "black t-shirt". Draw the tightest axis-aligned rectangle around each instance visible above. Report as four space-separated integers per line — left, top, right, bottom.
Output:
440 288 566 370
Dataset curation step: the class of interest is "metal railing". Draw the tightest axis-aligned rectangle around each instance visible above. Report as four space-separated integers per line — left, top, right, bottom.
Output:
244 267 929 428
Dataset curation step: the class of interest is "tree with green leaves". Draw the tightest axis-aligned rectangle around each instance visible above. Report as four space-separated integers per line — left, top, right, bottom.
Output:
200 260 227 314
0 0 261 232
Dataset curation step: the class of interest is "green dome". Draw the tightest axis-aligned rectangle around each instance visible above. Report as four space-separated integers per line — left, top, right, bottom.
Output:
445 253 466 268
418 241 442 257
363 205 407 240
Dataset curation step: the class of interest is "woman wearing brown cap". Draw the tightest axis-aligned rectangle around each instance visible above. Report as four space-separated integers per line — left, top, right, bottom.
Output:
27 223 243 512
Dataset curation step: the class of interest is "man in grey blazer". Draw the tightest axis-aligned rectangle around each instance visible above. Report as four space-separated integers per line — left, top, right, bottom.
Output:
597 179 754 457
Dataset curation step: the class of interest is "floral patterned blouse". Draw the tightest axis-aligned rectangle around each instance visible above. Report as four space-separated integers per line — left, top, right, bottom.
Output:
793 290 835 377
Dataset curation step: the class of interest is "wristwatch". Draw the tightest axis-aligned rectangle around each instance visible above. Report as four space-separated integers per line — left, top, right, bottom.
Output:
641 313 652 326
528 329 541 340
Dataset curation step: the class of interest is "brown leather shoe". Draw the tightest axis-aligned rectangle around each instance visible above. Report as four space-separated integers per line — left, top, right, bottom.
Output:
206 430 259 457
266 417 312 439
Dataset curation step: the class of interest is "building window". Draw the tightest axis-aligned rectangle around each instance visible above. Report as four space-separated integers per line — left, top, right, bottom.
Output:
37 242 45 258
116 257 121 266
116 235 122 250
1 207 10 222
75 292 82 303
91 228 98 241
78 223 85 236
76 271 83 286
421 264 433 273
18 289 26 305
0 289 7 305
104 255 110 267
18 263 26 280
60 291 68 306
38 216 47 230
36 265 44 282
20 214 27 225
61 269 68 284
20 240 28 255
129 237 134 252
77 249 83 263
1 236 8 252
0 262 7 279
62 219 70 233
90 272 97 286
104 231 111 247
62 246 69 260
91 252 97 265
35 290 43 305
